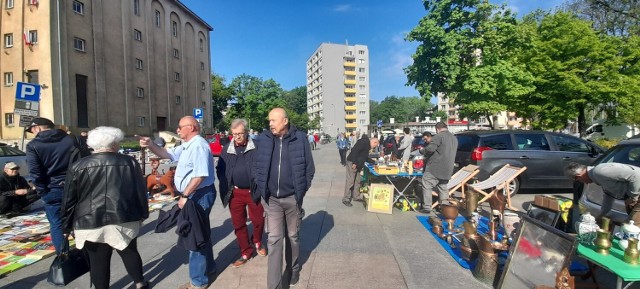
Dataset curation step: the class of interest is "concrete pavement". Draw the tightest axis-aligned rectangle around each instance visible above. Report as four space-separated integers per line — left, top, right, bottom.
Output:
3 142 630 289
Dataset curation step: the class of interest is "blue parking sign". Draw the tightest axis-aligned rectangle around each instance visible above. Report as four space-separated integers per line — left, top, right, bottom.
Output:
193 108 203 119
15 82 40 102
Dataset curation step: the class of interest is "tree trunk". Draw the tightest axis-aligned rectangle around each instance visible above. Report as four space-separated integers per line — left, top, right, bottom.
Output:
486 113 493 128
578 105 586 137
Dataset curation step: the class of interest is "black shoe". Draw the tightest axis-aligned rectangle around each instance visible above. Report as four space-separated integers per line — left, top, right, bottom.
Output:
418 208 431 215
290 270 300 286
342 200 352 207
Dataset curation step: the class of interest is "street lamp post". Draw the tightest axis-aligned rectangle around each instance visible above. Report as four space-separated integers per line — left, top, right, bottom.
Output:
330 103 336 135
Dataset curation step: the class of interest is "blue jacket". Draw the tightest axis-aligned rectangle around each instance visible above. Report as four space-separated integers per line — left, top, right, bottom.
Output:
255 125 315 204
26 129 76 195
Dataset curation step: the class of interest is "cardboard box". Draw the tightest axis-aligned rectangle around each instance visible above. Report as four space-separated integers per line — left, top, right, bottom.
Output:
375 166 399 175
534 195 572 212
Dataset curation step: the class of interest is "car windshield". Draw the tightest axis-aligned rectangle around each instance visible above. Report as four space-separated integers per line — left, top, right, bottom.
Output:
596 144 640 167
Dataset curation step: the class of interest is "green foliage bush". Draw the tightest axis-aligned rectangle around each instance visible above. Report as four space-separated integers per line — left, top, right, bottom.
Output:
120 140 141 150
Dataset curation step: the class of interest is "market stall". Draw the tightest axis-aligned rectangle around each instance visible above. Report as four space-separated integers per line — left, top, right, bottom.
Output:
363 162 423 212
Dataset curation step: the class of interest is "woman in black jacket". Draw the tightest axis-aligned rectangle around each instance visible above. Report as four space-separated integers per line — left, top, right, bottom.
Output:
62 127 149 289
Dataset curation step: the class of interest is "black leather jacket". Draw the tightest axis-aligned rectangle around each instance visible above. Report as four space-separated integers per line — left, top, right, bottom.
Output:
61 152 149 233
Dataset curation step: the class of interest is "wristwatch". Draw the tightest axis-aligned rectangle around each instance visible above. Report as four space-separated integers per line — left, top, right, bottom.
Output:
180 194 189 199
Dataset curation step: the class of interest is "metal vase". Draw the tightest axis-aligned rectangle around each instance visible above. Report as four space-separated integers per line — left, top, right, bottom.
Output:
623 238 639 265
460 221 479 261
472 234 499 286
465 191 478 217
594 229 612 255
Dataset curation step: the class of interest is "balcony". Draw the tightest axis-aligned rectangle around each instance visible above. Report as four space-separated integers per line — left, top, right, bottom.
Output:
344 62 356 67
344 97 356 102
345 105 356 111
345 123 358 128
344 88 356 94
345 114 356 120
344 70 356 76
344 79 356 85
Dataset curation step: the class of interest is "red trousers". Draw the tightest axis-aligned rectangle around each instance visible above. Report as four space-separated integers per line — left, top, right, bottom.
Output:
229 188 265 257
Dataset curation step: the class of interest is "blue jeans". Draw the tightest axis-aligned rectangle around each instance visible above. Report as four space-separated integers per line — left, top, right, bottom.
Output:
42 188 64 254
188 185 216 287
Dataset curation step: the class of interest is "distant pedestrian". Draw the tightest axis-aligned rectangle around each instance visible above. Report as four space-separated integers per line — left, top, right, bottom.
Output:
25 117 76 254
138 116 217 289
313 133 319 147
397 128 413 162
216 119 267 268
62 127 149 289
343 135 379 207
419 122 457 214
255 108 315 289
336 133 349 166
308 133 316 150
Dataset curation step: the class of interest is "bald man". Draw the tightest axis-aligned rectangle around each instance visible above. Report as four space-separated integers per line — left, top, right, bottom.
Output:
139 116 217 289
255 108 315 289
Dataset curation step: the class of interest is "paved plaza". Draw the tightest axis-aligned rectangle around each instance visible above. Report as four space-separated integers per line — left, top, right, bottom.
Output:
0 143 635 289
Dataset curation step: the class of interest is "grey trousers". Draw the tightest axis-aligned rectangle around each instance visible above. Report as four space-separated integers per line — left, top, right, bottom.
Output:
421 171 449 210
343 161 362 202
263 195 304 289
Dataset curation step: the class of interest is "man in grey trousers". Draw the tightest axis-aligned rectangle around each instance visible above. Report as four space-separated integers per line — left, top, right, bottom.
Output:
255 108 315 289
419 122 458 214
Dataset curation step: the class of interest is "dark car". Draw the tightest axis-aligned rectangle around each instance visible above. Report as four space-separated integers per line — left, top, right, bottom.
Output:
455 130 605 196
383 135 401 156
579 139 640 223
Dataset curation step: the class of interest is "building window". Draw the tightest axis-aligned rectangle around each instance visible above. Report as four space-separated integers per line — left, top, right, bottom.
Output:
359 85 366 90
72 1 84 14
173 48 179 58
360 120 366 124
135 58 143 70
202 101 206 108
199 38 204 52
5 0 13 9
133 0 140 16
359 94 366 98
4 72 13 86
201 82 205 90
134 29 142 41
28 30 38 44
4 33 12 48
174 72 180 81
359 77 365 81
200 62 205 70
358 68 365 73
73 37 85 52
359 111 366 115
172 21 178 37
26 70 38 83
4 113 14 126
136 87 144 98
155 10 161 27
137 116 145 127
175 95 181 104
358 59 365 64
358 50 365 55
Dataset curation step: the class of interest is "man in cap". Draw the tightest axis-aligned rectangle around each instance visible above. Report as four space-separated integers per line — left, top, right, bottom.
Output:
25 117 77 253
0 162 38 215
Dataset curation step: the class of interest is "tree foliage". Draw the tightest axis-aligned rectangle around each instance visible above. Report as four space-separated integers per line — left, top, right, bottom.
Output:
370 96 432 124
210 73 233 131
564 0 640 36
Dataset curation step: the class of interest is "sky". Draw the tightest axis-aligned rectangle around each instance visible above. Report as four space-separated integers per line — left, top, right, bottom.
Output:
181 0 565 102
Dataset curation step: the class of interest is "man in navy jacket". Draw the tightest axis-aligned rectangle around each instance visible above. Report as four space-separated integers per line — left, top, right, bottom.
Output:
255 108 315 289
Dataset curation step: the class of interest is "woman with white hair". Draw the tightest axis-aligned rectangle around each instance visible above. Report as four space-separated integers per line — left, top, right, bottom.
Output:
62 126 149 289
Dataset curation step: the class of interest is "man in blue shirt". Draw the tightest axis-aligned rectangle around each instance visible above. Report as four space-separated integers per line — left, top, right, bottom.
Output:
139 116 216 289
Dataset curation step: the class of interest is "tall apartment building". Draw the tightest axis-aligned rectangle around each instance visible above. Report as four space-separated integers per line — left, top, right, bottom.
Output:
0 0 212 139
306 43 370 135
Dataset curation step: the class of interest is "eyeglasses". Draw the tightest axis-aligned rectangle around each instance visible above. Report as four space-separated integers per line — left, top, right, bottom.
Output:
177 124 193 130
232 132 246 137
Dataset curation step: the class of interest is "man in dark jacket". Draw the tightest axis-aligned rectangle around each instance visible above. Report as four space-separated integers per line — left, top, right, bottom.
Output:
0 162 38 215
419 122 458 214
216 118 267 268
255 108 315 289
25 117 75 254
343 135 379 207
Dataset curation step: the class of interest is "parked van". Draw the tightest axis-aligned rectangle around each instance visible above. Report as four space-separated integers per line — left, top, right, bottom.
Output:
584 120 637 141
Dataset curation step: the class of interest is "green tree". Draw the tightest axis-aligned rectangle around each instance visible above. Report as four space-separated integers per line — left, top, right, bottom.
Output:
370 96 432 124
433 110 448 121
520 12 627 133
210 73 233 131
564 0 640 36
226 74 285 131
405 0 535 124
282 86 307 115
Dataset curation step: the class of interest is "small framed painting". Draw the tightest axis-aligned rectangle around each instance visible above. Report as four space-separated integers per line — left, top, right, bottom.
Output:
526 204 560 227
368 183 394 214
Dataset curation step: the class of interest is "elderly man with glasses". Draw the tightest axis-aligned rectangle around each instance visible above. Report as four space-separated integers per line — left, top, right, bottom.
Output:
216 118 266 268
0 162 38 216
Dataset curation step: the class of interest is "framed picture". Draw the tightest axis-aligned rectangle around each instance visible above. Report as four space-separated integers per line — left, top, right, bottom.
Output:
526 204 560 227
368 183 394 214
497 215 577 289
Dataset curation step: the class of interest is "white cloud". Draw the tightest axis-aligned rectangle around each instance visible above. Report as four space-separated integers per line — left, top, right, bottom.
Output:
333 4 351 12
383 32 415 77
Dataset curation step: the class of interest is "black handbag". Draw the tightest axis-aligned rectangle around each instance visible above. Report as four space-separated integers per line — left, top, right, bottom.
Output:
47 239 90 286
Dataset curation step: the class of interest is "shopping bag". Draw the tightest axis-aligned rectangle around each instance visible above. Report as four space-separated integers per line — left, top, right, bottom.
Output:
46 240 90 286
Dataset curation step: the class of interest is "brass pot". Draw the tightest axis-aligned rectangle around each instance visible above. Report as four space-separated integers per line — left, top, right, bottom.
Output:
465 191 478 217
595 229 612 255
441 203 459 230
461 221 480 261
472 234 499 286
623 238 639 264
432 224 444 238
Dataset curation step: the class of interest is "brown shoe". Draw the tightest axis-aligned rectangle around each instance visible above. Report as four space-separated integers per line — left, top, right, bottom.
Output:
232 255 249 268
256 243 267 257
177 282 208 289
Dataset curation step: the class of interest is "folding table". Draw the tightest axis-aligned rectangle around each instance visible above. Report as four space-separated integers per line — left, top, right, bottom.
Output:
364 163 423 211
576 240 640 289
